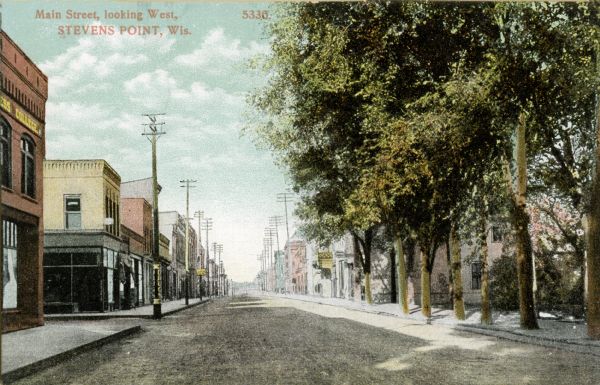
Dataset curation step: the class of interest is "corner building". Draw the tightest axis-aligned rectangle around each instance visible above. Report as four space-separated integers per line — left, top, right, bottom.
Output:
0 31 47 332
43 160 123 313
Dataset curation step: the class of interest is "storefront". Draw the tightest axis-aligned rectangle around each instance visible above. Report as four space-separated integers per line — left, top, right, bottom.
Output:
1 31 47 332
43 246 125 313
44 231 124 313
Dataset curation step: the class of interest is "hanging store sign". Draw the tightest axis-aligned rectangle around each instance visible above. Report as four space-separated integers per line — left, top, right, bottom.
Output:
318 251 333 269
0 93 42 136
196 268 206 276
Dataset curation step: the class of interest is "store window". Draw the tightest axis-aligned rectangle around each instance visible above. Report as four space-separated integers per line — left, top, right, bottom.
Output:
2 220 18 309
20 135 35 198
104 248 117 305
65 195 82 229
0 117 11 188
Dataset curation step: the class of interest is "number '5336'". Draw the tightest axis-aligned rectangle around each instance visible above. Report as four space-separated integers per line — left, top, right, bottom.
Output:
242 10 269 19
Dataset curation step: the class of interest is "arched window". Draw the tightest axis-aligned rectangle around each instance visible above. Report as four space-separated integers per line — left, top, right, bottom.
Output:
0 117 11 187
21 135 35 198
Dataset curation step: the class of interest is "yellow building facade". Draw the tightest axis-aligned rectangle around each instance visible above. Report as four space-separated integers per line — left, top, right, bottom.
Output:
44 159 121 233
43 159 124 313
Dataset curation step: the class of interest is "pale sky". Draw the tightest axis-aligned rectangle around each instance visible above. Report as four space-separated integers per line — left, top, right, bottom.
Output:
3 1 297 282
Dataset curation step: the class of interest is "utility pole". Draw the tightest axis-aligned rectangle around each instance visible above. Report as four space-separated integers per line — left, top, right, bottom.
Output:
265 228 277 291
277 191 294 293
202 218 213 297
269 216 283 255
180 179 197 305
212 242 217 296
262 240 268 291
261 250 267 291
194 210 204 299
269 216 284 292
256 254 264 291
142 113 166 319
263 232 274 291
216 244 223 296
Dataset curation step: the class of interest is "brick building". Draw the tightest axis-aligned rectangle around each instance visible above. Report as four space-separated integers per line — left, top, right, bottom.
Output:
120 197 154 306
285 232 307 294
43 159 123 313
1 31 47 332
159 211 198 300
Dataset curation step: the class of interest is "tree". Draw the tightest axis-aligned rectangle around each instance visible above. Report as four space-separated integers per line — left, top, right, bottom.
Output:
248 2 600 334
487 2 598 331
450 223 465 320
587 39 600 337
247 2 387 303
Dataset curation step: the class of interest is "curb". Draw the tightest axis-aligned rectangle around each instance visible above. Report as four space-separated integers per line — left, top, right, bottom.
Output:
454 324 600 357
2 325 142 384
268 295 600 356
270 294 428 324
160 298 210 317
44 299 210 321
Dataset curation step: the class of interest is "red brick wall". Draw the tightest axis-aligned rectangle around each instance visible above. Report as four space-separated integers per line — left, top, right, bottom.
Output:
1 31 46 332
121 198 152 256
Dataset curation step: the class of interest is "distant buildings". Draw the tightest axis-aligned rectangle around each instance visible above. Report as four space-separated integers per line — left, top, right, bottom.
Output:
1 31 47 332
270 225 506 309
41 159 207 315
159 211 198 300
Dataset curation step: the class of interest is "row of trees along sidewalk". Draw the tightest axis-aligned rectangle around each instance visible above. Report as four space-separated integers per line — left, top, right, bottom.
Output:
246 2 600 337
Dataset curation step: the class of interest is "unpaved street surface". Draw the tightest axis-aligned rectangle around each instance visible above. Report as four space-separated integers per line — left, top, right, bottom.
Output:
13 296 600 385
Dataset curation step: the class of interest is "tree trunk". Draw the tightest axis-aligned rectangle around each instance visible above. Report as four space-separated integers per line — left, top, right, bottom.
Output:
365 272 373 304
446 238 454 310
450 224 465 320
587 42 600 338
479 205 492 325
352 232 373 304
390 246 397 304
394 233 409 314
420 247 431 318
512 112 539 330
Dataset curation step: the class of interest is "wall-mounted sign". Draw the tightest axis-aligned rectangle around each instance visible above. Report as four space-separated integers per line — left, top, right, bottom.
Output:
318 251 333 269
0 93 42 136
196 268 206 276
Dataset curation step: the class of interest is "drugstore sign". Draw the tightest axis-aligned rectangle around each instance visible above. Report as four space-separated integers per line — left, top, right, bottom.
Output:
318 251 333 269
0 94 41 136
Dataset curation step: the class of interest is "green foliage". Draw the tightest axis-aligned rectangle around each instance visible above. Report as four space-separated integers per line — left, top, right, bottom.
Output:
246 1 600 313
534 251 566 310
490 255 519 311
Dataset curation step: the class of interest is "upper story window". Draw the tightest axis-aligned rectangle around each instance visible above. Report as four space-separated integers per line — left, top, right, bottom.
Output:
20 135 35 198
65 195 82 229
0 117 11 188
104 190 119 237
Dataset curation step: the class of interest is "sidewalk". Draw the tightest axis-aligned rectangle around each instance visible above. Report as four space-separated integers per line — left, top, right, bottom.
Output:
2 319 142 383
3 298 210 383
45 298 208 320
264 292 600 356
